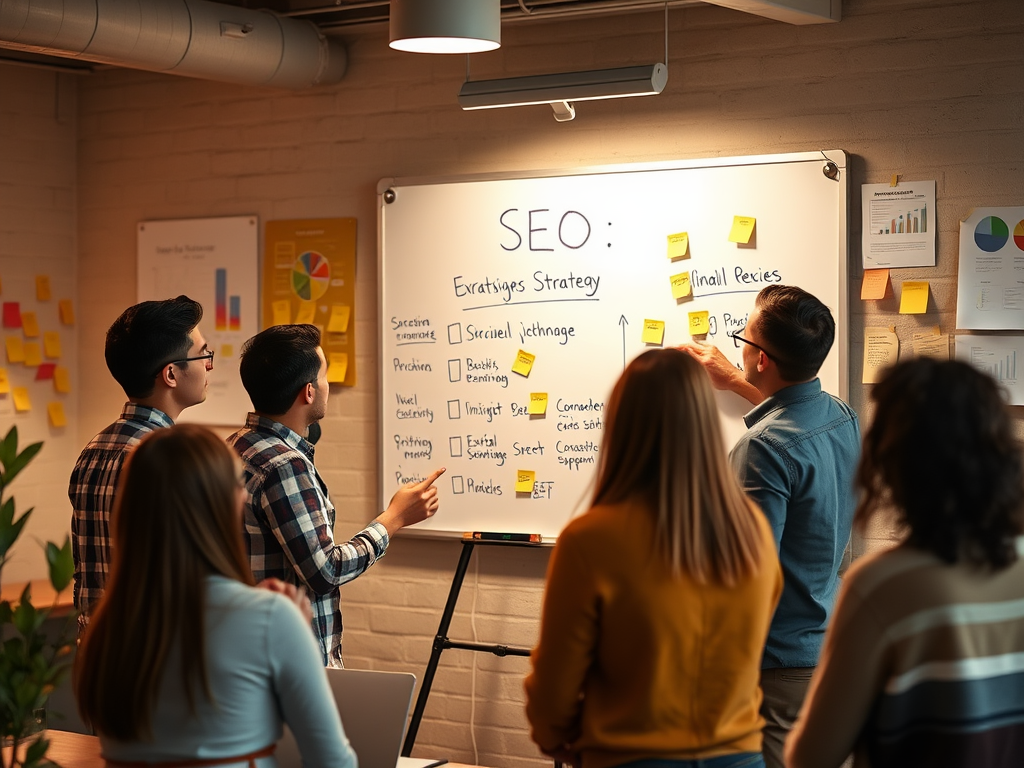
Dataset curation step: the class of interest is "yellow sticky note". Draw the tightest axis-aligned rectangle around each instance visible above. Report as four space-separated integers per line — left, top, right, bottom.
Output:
272 300 291 326
47 401 67 428
59 299 75 325
327 352 348 384
861 269 890 300
515 470 536 494
728 216 756 244
327 304 351 334
220 344 233 359
511 349 536 377
23 342 42 367
899 281 930 314
295 301 317 325
6 336 24 363
642 319 665 345
667 232 689 260
12 387 30 412
35 275 51 301
53 365 71 393
670 272 692 300
0 368 9 394
43 331 61 359
688 310 711 335
21 312 39 338
528 392 548 415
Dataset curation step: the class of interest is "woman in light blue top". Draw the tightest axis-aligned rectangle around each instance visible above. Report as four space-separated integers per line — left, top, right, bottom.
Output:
74 424 356 768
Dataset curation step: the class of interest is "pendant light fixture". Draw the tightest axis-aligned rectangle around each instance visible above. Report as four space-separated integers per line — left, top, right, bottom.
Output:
389 0 501 54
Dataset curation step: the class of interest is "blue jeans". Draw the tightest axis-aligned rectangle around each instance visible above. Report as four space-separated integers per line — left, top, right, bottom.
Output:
617 755 765 768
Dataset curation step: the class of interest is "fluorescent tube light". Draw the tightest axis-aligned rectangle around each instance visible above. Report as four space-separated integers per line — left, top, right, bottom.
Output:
458 64 668 110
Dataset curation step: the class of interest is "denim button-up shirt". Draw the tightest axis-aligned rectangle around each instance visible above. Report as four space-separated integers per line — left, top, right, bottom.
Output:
730 378 860 669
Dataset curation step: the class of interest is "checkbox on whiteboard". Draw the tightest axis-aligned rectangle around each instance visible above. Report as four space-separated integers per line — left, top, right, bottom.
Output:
448 323 463 344
447 399 461 419
451 476 465 494
449 436 463 457
448 359 462 382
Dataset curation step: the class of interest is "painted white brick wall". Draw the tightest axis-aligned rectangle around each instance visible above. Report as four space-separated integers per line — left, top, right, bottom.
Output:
0 0 1015 765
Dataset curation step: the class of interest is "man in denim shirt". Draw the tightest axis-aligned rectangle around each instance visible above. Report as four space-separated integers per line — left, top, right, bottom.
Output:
681 285 859 768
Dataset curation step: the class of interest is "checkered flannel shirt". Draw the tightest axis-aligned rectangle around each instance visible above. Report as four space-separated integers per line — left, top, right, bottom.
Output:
227 413 389 668
70 403 174 625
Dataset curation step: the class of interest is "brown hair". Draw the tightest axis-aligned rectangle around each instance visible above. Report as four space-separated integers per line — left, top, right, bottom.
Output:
74 424 255 740
856 358 1024 569
593 349 763 584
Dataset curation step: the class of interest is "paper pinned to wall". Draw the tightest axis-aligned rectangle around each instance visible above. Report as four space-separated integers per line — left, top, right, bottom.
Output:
955 206 1024 329
863 326 899 384
862 180 936 268
956 334 1024 404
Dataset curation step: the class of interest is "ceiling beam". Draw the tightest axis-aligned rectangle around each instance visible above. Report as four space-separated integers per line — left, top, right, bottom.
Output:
701 0 839 24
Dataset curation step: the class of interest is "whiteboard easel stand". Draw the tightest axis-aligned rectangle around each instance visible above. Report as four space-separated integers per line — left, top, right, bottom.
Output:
402 538 537 758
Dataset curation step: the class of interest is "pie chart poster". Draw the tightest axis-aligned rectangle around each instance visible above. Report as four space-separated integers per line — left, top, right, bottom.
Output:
262 218 357 387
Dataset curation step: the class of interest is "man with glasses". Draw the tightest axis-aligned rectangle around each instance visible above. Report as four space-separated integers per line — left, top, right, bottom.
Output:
70 295 211 629
228 325 445 667
680 285 859 768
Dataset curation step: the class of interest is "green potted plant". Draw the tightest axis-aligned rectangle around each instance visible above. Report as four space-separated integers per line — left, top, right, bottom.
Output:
0 426 75 768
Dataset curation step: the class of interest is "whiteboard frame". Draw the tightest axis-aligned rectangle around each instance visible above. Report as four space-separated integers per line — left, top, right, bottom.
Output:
377 150 849 541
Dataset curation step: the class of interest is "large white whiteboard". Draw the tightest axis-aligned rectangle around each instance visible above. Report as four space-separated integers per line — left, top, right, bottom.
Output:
378 151 849 540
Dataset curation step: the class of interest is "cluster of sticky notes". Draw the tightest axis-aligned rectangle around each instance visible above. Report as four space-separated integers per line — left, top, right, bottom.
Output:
327 352 348 384
528 392 548 415
729 215 756 244
512 349 536 377
642 319 665 346
515 470 536 494
900 281 930 314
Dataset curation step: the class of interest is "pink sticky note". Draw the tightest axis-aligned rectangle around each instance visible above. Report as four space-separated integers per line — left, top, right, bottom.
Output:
36 362 57 381
2 302 21 328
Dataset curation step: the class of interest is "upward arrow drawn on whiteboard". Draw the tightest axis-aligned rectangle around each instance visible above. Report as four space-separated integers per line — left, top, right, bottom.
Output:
619 315 629 369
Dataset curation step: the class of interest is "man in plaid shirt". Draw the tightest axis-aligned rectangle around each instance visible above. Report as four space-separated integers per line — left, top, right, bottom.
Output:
228 325 444 667
70 296 212 628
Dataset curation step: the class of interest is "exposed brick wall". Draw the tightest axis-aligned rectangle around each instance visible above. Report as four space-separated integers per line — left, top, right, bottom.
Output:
0 0 1017 764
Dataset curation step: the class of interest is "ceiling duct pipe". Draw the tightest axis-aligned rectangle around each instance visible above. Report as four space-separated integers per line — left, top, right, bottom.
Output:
0 0 346 88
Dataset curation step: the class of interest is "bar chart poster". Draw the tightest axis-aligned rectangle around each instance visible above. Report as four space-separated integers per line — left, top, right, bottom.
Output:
262 218 357 387
861 180 936 268
956 206 1024 330
137 216 259 425
955 334 1024 405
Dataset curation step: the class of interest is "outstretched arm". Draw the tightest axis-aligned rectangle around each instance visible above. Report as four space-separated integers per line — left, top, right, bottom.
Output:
376 467 446 537
677 340 763 405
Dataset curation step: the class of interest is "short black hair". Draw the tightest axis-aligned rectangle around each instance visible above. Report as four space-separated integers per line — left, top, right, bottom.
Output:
856 358 1024 569
239 325 322 416
105 296 203 399
754 285 835 382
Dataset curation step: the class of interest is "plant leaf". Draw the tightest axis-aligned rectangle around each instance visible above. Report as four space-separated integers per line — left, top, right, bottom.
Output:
25 734 49 765
3 440 43 487
45 538 74 592
0 425 17 469
0 506 33 561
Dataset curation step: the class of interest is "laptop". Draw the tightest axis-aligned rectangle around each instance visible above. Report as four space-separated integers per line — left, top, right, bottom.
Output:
276 668 432 768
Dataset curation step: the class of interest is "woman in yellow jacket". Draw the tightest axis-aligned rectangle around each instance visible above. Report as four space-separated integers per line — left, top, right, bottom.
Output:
525 348 782 768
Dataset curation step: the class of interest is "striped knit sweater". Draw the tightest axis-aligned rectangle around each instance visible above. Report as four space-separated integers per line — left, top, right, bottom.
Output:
786 537 1024 768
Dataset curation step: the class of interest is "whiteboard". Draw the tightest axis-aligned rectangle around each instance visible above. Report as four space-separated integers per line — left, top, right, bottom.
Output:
378 151 849 540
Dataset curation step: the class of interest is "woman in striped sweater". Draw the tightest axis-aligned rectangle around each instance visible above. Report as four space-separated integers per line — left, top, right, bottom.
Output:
786 358 1024 768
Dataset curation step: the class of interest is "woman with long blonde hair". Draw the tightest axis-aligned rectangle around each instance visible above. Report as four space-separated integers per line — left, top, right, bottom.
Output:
525 349 782 768
75 424 355 768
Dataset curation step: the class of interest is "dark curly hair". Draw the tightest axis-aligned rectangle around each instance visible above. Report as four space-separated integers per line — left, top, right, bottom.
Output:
856 358 1024 569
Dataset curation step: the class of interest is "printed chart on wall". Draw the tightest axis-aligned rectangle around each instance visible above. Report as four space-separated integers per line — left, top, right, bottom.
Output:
137 216 258 425
263 219 357 387
379 151 849 540
955 207 1024 329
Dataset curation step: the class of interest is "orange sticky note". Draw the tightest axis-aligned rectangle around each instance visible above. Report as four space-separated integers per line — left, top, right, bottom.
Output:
21 312 39 338
729 216 756 244
899 281 930 314
295 301 317 325
667 232 689 260
688 311 711 335
515 470 536 493
59 299 75 325
6 336 24 363
43 331 61 359
511 350 536 377
642 319 665 345
12 387 30 412
327 304 351 334
272 300 291 326
0 368 9 394
861 269 890 300
327 352 348 383
47 401 67 428
23 342 42 367
35 275 51 301
670 272 692 300
53 365 71 393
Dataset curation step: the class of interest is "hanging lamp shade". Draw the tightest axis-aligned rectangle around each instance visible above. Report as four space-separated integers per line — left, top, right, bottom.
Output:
389 0 501 54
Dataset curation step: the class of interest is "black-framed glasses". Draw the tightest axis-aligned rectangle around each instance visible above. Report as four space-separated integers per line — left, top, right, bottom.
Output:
152 350 214 377
729 326 775 360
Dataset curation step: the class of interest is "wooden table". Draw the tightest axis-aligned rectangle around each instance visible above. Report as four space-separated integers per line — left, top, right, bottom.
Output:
0 579 75 617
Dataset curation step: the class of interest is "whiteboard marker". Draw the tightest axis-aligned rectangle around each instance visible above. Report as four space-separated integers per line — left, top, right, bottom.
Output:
464 531 542 544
